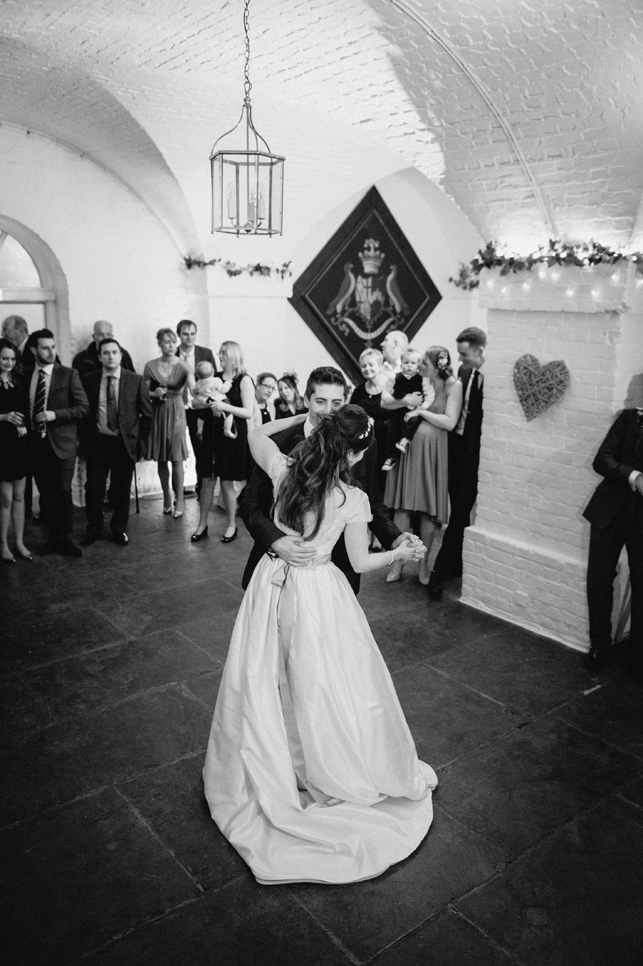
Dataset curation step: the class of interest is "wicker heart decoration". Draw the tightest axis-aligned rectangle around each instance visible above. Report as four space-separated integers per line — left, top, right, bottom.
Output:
513 354 570 421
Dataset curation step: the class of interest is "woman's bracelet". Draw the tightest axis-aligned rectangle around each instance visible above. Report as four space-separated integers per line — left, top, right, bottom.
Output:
385 550 395 567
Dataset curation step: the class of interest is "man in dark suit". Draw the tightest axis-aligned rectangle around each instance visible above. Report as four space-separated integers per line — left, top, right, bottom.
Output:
72 320 135 377
240 365 422 595
24 329 89 556
175 319 217 496
79 338 151 547
428 326 486 600
582 407 643 673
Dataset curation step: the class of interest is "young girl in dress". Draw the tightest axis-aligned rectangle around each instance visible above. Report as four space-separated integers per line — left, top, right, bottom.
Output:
203 405 437 886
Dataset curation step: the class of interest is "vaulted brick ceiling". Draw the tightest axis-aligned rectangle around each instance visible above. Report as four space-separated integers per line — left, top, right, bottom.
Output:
2 0 642 252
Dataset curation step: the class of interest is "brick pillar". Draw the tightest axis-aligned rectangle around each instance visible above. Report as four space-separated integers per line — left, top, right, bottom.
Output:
461 263 643 652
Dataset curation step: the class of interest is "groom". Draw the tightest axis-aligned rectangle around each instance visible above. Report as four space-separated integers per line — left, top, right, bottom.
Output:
240 365 421 594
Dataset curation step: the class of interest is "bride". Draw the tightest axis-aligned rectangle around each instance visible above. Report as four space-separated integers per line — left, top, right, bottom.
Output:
203 405 437 885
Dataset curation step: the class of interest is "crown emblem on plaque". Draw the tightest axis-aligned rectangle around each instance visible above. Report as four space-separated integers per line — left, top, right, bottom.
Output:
359 238 385 275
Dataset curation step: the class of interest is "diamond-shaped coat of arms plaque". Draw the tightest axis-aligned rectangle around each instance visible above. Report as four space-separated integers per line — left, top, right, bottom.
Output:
289 187 441 383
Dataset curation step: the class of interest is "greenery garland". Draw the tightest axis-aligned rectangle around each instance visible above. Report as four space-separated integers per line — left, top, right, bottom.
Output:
184 256 292 278
449 240 643 290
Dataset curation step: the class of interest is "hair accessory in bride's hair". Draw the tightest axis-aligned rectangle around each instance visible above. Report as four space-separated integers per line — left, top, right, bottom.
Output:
436 350 450 371
357 416 374 440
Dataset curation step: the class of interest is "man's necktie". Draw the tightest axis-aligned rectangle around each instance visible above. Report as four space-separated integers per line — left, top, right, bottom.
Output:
33 369 47 433
106 376 119 432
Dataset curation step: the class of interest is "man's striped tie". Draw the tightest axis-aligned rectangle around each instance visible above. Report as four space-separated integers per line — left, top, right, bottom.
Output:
33 369 47 433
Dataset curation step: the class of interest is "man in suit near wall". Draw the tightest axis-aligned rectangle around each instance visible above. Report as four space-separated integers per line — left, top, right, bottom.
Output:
72 320 136 377
582 406 643 674
79 338 151 547
25 329 89 556
175 319 217 497
240 365 423 595
428 326 487 600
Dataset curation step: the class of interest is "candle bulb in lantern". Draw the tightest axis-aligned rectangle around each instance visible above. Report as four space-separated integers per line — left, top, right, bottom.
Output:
227 186 236 220
257 189 266 220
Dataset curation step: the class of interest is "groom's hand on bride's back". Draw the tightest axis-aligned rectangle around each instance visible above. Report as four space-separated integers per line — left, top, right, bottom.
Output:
271 535 317 567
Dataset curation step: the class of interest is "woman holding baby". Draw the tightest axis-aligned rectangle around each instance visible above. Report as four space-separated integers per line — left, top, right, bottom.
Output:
190 340 255 543
384 346 462 585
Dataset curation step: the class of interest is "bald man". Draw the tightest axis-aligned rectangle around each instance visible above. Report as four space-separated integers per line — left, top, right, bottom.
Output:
73 321 135 377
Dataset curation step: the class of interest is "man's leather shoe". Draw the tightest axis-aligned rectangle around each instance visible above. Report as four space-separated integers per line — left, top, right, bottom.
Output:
427 579 443 601
583 645 608 670
80 532 100 546
113 532 129 546
32 513 46 525
61 539 83 558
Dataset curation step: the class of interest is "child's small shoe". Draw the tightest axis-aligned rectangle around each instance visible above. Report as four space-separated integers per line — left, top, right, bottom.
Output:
395 437 409 454
382 458 396 472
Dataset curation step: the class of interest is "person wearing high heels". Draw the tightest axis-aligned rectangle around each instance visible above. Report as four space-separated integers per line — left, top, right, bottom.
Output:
190 341 255 543
0 339 33 563
143 328 194 518
384 347 463 585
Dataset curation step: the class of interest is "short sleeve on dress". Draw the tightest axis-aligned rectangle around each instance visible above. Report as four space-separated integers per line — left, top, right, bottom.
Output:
268 452 289 491
343 487 373 525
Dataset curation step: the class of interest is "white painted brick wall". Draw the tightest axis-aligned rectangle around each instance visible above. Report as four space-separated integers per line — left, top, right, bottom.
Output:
462 264 642 650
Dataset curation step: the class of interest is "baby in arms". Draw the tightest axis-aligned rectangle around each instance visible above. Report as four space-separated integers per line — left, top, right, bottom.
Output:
193 361 236 439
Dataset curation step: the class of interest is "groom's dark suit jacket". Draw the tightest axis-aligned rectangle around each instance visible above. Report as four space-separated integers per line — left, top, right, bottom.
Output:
240 423 400 594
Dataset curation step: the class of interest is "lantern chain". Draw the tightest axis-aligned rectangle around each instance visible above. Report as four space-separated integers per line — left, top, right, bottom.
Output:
243 0 252 102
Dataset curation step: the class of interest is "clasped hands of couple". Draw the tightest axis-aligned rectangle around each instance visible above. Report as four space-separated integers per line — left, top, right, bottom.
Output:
272 532 426 568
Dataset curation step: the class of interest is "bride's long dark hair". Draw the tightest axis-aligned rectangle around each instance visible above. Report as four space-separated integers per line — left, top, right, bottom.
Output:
276 405 373 541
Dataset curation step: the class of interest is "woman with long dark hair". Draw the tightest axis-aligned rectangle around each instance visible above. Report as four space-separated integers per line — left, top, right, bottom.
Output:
203 405 437 886
274 372 306 418
0 339 32 563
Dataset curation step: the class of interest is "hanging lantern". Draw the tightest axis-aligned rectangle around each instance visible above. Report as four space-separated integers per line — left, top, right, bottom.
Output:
210 0 285 236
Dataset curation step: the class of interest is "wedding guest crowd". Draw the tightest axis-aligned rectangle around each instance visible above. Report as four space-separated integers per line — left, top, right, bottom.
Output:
0 313 489 577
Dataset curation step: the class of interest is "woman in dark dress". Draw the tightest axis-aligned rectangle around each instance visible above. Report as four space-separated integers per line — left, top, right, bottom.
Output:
274 373 307 419
191 341 255 543
350 348 392 493
0 339 32 563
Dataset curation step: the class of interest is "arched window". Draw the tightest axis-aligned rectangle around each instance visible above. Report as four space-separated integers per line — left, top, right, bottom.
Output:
0 218 70 359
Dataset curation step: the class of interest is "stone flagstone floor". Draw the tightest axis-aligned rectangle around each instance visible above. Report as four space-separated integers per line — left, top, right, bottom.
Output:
1 496 642 966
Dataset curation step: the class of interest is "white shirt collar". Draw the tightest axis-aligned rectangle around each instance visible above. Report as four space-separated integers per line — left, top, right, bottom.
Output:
35 363 54 376
304 416 315 437
102 366 122 380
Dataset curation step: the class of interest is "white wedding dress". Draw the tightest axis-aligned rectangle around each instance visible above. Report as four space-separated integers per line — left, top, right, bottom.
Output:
203 453 437 885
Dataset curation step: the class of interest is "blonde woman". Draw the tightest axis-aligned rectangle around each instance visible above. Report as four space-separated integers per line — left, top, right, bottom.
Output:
143 328 194 518
192 341 254 543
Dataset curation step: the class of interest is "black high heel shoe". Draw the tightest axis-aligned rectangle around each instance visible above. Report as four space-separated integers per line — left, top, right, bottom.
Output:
221 527 237 544
191 526 209 543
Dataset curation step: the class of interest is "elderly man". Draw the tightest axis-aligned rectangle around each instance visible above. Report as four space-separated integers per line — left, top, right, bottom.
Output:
73 321 135 377
175 319 217 496
79 338 151 547
24 329 89 556
1 315 30 361
380 329 409 388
